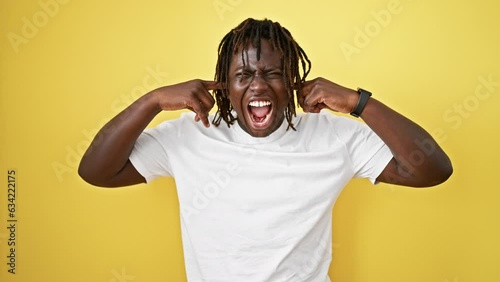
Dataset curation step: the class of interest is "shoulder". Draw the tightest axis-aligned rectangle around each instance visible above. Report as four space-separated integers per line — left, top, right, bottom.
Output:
153 111 215 130
143 112 199 140
294 112 375 147
148 112 233 142
295 111 364 131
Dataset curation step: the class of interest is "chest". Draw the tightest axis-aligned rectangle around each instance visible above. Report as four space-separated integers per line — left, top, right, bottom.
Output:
170 138 354 214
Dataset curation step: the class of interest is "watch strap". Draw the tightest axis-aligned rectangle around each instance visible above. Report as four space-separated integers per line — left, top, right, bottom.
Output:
350 88 372 118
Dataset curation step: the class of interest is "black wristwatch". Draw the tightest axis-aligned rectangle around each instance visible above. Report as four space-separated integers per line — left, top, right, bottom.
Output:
350 88 372 118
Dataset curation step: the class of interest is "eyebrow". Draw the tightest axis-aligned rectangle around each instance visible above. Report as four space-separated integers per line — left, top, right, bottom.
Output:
232 65 282 72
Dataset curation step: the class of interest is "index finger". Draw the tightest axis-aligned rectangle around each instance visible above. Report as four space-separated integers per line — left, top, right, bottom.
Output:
296 81 313 109
299 80 314 92
201 80 222 91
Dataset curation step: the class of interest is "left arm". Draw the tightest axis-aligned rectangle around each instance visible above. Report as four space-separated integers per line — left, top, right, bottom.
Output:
298 77 453 187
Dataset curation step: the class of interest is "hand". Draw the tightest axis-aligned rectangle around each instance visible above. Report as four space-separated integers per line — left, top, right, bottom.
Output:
298 77 359 114
152 79 221 127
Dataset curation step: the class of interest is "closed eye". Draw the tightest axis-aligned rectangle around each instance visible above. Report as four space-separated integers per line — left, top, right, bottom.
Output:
235 72 253 83
236 72 252 77
266 72 282 79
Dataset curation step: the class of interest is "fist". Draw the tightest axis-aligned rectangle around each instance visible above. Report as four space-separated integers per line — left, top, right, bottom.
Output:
153 79 221 127
298 77 359 114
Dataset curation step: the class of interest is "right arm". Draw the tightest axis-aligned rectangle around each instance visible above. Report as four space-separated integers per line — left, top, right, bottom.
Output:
78 79 219 187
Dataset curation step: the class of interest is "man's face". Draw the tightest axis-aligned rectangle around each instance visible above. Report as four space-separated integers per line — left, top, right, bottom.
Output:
228 39 290 137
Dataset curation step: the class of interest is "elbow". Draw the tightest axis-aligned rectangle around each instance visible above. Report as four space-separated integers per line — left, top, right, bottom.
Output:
423 157 454 187
78 163 96 186
443 159 454 181
437 153 453 183
78 162 108 188
402 155 453 188
434 161 453 186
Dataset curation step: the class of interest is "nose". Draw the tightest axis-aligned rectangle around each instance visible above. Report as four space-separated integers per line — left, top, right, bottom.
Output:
249 74 268 94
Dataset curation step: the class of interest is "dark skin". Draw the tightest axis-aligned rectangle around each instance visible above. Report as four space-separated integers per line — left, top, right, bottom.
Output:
299 78 452 186
78 40 452 187
229 40 290 137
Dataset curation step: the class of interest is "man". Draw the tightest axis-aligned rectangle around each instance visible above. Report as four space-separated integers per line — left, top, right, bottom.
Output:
79 18 452 282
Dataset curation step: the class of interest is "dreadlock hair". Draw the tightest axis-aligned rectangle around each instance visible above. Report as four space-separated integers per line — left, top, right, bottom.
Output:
212 18 311 130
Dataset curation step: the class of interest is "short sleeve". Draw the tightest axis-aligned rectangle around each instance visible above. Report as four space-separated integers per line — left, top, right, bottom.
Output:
129 123 174 183
330 115 394 184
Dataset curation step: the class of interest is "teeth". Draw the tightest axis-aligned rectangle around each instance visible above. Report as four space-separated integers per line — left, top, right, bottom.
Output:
249 101 271 107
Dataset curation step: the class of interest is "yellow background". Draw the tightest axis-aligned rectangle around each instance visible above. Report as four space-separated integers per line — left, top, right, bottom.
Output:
1 0 499 281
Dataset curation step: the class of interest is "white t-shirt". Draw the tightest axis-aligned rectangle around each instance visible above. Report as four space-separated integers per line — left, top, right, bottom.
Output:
129 111 393 282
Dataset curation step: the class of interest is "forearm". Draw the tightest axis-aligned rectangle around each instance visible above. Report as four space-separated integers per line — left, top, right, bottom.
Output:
360 97 453 186
78 91 161 185
298 77 452 186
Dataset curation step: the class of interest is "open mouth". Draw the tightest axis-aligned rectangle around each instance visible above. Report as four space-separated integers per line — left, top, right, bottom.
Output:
247 100 273 128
